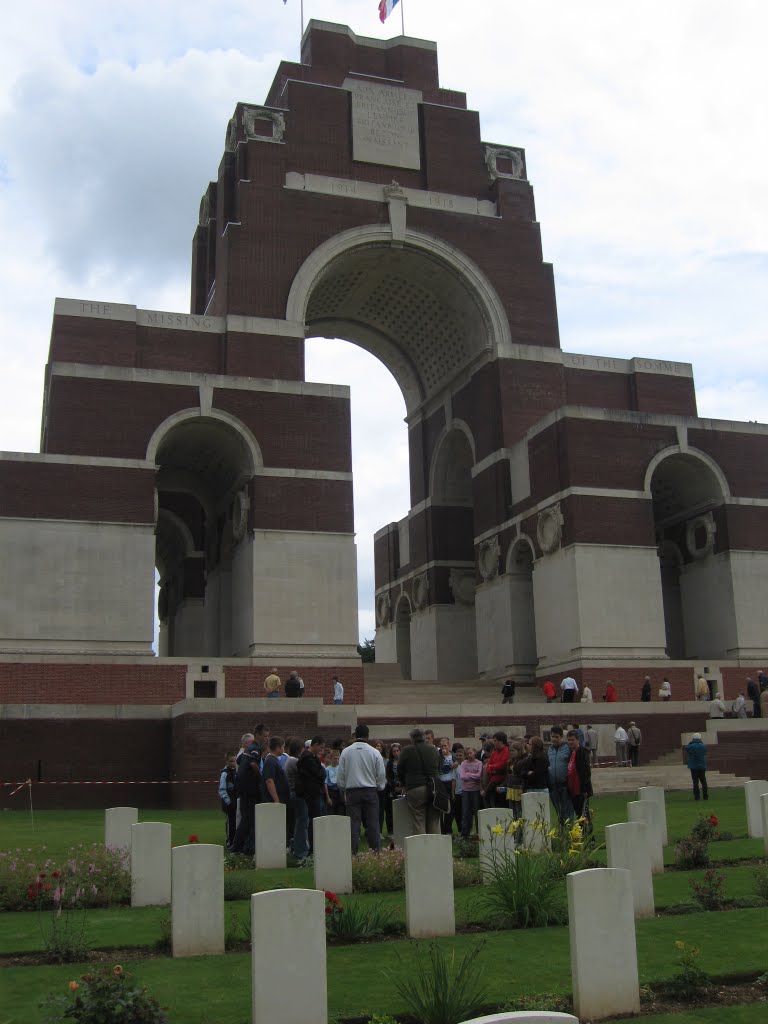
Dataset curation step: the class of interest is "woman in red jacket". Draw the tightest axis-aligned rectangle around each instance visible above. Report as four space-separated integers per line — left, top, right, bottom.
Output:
483 731 510 808
604 681 617 702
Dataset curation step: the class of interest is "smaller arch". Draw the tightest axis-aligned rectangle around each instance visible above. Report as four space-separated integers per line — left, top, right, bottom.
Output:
394 592 413 619
643 445 730 499
156 508 196 557
506 534 536 575
429 421 476 505
146 408 263 473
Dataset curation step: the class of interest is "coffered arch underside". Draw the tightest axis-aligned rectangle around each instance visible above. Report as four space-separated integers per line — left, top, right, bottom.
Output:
287 226 513 413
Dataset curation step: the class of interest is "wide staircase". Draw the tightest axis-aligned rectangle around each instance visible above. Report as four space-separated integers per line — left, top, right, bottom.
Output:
362 664 541 704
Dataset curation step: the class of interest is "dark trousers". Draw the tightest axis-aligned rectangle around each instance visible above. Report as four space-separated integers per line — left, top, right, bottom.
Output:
629 746 640 767
461 790 480 837
691 768 708 800
345 787 380 853
550 783 575 824
230 795 257 854
223 802 237 847
562 689 575 703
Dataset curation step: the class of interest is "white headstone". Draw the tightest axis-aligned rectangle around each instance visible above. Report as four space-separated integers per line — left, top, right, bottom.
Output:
254 803 287 870
761 794 768 856
313 815 352 895
171 844 224 957
744 780 768 838
130 822 171 907
252 889 327 1024
478 807 517 879
637 785 668 846
568 867 640 1019
105 806 138 863
605 822 655 918
521 791 551 853
627 800 664 874
404 834 455 938
392 795 415 848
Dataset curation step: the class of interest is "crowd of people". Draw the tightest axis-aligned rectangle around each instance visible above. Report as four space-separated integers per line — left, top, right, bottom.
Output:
218 720 598 860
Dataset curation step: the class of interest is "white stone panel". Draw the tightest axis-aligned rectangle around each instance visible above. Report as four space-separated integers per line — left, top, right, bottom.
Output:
392 796 415 849
762 795 768 856
637 786 668 846
405 834 455 937
478 807 516 879
248 531 359 652
728 551 768 656
476 574 537 677
0 520 154 653
171 844 224 957
130 822 171 907
344 79 421 170
605 822 655 918
251 889 327 1024
744 780 768 839
313 816 352 894
522 791 551 853
254 804 287 869
410 605 477 681
627 800 664 874
105 807 138 861
680 554 738 658
374 622 398 665
568 868 640 1020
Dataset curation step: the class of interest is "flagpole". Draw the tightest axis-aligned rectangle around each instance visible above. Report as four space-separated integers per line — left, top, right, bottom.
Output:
301 0 305 37
401 0 405 35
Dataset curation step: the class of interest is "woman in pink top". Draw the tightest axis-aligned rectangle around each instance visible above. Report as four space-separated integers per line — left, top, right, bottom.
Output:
458 746 483 837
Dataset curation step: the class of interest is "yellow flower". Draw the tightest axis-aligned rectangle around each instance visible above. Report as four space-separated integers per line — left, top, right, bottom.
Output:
674 940 685 951
491 825 503 834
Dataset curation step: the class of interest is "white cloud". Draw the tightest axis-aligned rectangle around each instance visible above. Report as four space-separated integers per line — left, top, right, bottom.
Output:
1 1 766 642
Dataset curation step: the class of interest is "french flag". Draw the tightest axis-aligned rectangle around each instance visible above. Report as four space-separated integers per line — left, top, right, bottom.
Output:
379 0 400 23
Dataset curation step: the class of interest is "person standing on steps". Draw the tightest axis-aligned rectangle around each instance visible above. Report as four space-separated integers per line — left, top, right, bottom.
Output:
640 676 652 702
501 678 515 704
747 677 760 718
333 675 344 705
684 732 708 801
627 721 642 767
263 667 281 699
560 675 579 703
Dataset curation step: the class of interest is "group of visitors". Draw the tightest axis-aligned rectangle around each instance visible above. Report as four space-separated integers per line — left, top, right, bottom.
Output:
613 721 643 766
260 669 345 705
541 676 616 704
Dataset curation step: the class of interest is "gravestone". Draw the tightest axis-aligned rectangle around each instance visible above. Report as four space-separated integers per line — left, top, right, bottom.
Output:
637 785 667 846
744 779 768 838
392 796 415 848
105 807 138 864
313 815 352 894
171 843 224 957
568 867 640 1019
404 834 455 937
521 791 551 853
252 889 326 1024
130 821 171 907
627 800 664 874
254 803 287 869
478 806 516 879
605 821 654 918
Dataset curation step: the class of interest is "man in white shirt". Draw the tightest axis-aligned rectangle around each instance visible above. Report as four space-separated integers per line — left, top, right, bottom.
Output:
560 676 579 704
333 675 344 705
337 723 386 853
614 725 629 765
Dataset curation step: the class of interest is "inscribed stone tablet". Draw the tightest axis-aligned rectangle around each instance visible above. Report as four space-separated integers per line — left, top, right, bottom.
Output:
344 78 421 170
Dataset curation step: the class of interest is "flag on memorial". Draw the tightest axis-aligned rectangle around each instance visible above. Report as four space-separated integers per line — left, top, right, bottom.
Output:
379 0 401 23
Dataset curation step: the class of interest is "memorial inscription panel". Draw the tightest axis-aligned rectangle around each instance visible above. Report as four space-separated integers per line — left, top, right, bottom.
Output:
344 78 421 170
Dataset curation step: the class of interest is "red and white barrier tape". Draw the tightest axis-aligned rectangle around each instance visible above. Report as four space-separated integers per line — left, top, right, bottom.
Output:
2 779 215 788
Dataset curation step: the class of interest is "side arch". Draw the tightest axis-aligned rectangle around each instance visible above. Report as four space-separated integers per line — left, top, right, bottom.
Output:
146 407 263 474
643 444 730 499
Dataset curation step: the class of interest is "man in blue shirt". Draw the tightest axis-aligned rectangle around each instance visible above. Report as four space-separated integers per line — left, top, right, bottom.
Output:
547 725 574 824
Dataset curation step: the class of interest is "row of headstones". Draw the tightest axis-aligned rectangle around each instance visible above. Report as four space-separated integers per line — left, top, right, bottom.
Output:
744 778 768 846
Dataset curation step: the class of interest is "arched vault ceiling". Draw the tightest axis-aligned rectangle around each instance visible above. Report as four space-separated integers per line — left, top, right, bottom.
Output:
306 244 491 405
155 419 251 506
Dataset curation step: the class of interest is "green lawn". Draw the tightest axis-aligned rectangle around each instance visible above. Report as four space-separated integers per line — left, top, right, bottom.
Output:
1 789 767 1023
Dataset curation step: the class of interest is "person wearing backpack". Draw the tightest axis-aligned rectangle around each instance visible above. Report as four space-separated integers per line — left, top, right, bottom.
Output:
218 752 238 848
627 722 642 767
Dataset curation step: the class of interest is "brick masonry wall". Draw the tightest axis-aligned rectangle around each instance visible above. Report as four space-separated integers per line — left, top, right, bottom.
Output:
224 665 364 705
535 666 697 703
0 664 187 704
707 733 768 780
0 462 155 522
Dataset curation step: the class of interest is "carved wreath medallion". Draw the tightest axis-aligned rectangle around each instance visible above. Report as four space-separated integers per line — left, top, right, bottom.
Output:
537 503 564 555
686 511 715 560
376 592 390 627
412 572 429 611
478 537 501 581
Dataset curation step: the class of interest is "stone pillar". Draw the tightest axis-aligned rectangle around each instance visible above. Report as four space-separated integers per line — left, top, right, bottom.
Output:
522 791 551 853
130 822 171 908
568 867 640 1020
762 795 768 856
254 803 287 869
313 815 352 895
745 780 768 838
252 889 327 1024
605 822 655 918
404 834 455 938
627 800 664 874
171 844 224 957
105 807 138 863
478 807 516 879
392 795 415 848
637 785 668 846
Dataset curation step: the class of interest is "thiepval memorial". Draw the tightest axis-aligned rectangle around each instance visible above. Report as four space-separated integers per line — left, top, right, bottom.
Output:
2 23 768 753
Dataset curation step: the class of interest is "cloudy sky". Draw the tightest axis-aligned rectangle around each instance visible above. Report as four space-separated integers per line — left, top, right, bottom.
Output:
1 1 766 643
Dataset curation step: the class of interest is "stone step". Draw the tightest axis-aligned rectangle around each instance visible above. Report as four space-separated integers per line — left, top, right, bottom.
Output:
591 766 749 794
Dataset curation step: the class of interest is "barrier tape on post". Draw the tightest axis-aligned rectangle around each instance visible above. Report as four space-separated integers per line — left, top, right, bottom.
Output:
2 779 215 789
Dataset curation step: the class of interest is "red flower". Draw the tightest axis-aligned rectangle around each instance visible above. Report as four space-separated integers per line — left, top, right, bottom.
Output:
187 835 199 844
68 981 79 992
324 890 334 899
52 871 60 879
38 872 46 879
325 905 332 915
708 815 719 827
336 904 344 912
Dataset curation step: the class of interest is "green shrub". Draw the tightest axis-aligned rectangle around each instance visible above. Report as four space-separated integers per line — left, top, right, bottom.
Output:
452 859 482 888
688 868 726 911
674 837 710 869
731 895 768 909
664 941 712 1003
225 906 250 949
387 943 487 1024
26 872 90 964
452 837 479 860
502 992 571 1014
475 847 566 928
224 873 255 901
691 815 719 842
41 965 167 1023
352 849 404 892
325 896 395 942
